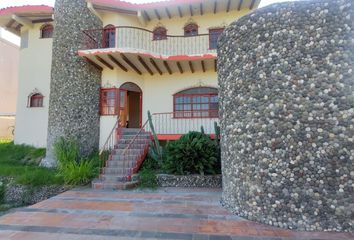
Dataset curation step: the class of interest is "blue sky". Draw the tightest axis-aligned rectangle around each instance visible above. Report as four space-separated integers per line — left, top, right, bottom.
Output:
0 0 296 44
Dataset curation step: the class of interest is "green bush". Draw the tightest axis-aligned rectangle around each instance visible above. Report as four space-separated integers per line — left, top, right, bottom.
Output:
138 168 157 189
16 167 63 187
0 182 5 204
54 138 79 170
141 155 160 171
54 138 98 185
61 159 97 185
164 131 219 175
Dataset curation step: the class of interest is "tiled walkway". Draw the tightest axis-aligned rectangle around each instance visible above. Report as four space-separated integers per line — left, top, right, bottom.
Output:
0 188 352 240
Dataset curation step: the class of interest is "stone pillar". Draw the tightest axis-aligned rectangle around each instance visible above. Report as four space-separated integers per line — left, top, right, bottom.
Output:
43 0 102 167
218 0 353 232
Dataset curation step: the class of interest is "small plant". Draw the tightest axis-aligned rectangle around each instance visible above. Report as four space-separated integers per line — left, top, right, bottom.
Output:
164 131 219 175
0 181 5 204
138 169 158 189
61 159 97 185
54 137 79 170
54 138 98 186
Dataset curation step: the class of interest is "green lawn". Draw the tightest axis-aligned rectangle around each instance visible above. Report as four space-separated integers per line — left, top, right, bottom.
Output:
0 141 63 187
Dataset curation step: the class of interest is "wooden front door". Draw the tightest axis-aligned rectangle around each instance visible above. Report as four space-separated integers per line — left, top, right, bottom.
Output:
119 89 128 127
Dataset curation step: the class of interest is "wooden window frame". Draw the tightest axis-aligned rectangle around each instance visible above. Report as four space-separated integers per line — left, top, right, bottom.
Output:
100 88 119 116
28 93 44 108
173 89 218 119
184 23 198 37
153 27 167 41
40 24 53 39
209 28 224 50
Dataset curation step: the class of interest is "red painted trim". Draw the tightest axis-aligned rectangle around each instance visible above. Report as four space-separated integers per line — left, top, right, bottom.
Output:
78 49 216 61
0 5 53 16
88 0 206 10
100 88 119 116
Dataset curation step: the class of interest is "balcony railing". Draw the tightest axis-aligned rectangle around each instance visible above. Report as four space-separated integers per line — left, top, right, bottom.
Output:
82 26 218 57
144 110 219 135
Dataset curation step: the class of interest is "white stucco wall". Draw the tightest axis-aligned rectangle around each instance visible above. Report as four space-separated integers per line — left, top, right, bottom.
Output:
14 23 52 147
99 67 218 147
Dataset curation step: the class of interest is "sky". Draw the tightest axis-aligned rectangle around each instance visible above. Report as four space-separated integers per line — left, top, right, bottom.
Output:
0 0 296 45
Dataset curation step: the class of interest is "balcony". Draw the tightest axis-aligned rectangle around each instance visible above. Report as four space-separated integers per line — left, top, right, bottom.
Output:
79 26 218 74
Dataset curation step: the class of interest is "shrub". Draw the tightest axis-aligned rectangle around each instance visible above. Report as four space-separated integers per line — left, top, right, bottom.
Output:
138 169 157 189
164 132 218 175
0 181 5 204
54 138 98 186
141 155 160 171
54 137 79 170
61 159 97 185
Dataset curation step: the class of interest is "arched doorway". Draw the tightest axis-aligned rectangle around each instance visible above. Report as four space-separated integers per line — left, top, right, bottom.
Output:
119 82 142 128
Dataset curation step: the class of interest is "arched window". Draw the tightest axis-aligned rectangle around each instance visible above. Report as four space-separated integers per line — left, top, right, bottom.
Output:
184 23 198 37
103 25 116 48
28 93 44 108
153 27 167 40
40 24 53 38
174 87 218 118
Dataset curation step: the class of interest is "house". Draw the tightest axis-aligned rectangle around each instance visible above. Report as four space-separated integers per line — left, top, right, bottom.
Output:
0 0 259 148
0 29 19 140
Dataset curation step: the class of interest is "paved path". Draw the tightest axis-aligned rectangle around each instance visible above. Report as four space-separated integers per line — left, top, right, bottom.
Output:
0 188 352 240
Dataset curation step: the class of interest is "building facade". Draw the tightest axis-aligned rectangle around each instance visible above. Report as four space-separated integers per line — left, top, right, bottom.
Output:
0 0 260 148
0 30 19 139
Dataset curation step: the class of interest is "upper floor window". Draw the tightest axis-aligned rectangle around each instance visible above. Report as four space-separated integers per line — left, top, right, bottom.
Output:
100 88 118 115
40 24 53 38
153 27 167 40
103 25 116 48
209 28 224 50
28 93 44 108
174 87 218 118
184 23 198 37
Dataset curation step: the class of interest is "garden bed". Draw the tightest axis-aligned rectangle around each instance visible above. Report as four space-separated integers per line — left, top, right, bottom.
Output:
156 174 222 188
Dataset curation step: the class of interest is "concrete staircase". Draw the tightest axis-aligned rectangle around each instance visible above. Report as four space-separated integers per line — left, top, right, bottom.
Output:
92 128 151 190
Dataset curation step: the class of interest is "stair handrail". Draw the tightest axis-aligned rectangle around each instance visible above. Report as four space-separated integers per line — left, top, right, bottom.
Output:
99 117 120 171
122 119 150 181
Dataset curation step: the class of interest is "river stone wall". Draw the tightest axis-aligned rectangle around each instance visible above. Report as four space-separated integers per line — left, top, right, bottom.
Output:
218 0 353 232
43 0 102 166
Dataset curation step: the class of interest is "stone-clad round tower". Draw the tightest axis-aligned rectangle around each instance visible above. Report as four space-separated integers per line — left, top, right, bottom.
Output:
43 0 102 166
218 0 353 232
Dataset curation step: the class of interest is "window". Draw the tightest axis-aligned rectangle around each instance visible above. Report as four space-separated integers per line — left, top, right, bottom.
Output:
174 87 218 118
40 24 53 38
100 88 118 115
28 93 44 108
209 28 224 49
103 25 116 48
153 27 167 40
184 23 198 37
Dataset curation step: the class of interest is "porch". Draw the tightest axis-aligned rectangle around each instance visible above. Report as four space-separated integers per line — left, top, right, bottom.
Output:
144 111 219 140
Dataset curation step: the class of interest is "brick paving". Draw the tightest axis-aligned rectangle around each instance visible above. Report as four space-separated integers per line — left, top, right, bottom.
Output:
0 188 352 240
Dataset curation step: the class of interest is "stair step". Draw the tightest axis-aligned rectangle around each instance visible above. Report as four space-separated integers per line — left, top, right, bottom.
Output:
118 139 150 144
115 143 149 149
113 149 145 155
111 154 140 161
103 168 126 174
120 135 151 140
92 180 138 190
107 160 137 167
100 174 128 182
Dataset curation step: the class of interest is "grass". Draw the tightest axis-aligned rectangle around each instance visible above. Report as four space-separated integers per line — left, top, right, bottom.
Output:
0 141 64 187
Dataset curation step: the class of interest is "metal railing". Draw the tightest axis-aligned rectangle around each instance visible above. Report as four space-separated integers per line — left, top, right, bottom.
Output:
99 118 120 172
121 119 150 182
144 110 219 135
82 26 217 56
